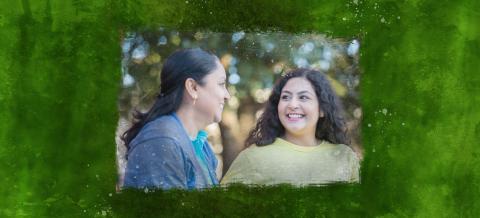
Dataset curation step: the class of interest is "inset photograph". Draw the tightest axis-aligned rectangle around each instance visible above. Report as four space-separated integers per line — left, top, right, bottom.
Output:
115 29 362 190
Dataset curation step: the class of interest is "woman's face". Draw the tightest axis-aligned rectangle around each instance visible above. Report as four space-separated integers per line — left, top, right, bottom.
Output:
196 61 231 124
278 77 321 139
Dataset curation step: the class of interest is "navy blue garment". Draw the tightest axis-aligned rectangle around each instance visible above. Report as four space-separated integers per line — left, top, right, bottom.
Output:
123 113 218 189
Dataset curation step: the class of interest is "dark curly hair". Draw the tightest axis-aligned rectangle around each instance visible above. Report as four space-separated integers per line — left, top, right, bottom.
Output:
245 68 349 147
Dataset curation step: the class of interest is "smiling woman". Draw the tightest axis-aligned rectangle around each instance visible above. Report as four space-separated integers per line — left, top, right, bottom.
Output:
221 68 359 186
121 48 231 190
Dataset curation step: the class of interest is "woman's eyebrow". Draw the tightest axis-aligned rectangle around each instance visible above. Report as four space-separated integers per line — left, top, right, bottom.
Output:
297 90 313 95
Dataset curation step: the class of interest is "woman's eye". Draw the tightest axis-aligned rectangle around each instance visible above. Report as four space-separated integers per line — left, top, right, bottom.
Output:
281 95 290 100
300 95 310 100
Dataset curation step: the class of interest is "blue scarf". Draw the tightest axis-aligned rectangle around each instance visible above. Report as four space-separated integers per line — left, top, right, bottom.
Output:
171 113 217 185
191 130 216 185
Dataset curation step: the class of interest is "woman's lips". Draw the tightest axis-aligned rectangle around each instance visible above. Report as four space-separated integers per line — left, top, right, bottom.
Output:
286 113 305 122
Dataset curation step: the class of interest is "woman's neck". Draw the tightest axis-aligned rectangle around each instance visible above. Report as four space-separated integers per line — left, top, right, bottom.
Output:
282 133 320 147
175 106 204 139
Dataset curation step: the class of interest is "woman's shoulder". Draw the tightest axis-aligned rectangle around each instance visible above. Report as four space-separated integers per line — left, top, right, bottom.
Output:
330 143 354 152
136 115 182 139
143 114 178 133
129 114 186 150
326 143 359 161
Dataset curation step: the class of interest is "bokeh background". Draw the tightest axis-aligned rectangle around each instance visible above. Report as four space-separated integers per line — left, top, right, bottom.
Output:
1 0 479 217
115 30 362 183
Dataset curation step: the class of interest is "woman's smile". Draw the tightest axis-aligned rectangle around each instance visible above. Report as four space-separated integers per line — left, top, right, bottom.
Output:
286 113 306 121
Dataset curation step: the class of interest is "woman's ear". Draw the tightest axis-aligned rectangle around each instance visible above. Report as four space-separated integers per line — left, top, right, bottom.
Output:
319 110 325 118
185 78 198 100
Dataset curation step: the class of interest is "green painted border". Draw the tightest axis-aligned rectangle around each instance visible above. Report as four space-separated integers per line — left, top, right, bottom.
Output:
1 0 479 217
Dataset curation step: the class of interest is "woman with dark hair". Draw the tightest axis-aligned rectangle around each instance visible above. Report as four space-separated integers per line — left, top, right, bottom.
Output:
221 68 359 186
122 48 230 189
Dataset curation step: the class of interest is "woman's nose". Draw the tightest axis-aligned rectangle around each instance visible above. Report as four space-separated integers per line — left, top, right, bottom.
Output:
224 88 231 100
287 99 300 109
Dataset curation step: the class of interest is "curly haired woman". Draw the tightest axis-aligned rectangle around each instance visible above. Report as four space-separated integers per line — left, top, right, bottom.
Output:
221 68 359 186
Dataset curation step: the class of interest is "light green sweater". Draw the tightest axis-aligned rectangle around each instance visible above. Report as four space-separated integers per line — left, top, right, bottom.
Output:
221 138 360 186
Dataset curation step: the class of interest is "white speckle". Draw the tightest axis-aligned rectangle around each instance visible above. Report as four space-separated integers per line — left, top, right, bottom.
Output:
185 0 188 3
209 11 213 15
323 48 332 61
342 17 347 21
353 0 358 5
181 202 185 206
229 66 238 74
347 39 360 56
232 31 245 43
368 123 372 127
377 164 380 167
380 17 386 23
382 108 388 115
230 57 238 65
109 193 112 197
299 42 315 54
397 16 401 19
122 73 135 87
83 210 87 213
152 153 156 156
402 122 405 126
144 187 149 193
294 57 309 68
101 210 106 216
265 43 275 53
162 161 166 164
121 38 133 54
132 43 149 60
353 108 362 119
229 73 241 85
318 60 330 71
372 148 376 152
157 36 167 46
135 165 139 169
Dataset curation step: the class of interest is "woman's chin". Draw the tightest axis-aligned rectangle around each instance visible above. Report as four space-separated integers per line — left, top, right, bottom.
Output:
284 126 306 135
213 115 222 123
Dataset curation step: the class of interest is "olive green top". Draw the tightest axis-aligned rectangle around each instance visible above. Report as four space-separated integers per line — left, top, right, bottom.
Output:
221 138 360 186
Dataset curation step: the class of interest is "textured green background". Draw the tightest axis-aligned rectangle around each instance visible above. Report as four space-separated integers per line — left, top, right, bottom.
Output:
1 0 479 217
